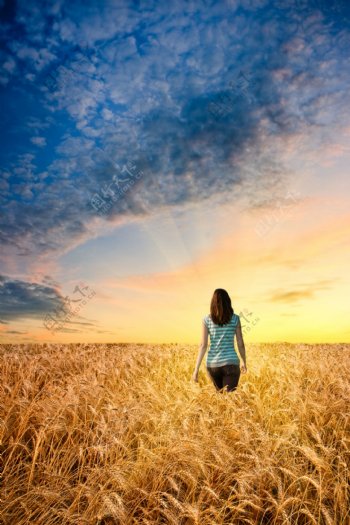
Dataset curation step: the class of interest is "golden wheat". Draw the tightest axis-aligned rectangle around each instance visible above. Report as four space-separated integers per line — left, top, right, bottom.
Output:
0 342 349 524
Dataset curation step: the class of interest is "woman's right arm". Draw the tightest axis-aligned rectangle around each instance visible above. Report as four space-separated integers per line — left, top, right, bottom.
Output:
235 316 247 372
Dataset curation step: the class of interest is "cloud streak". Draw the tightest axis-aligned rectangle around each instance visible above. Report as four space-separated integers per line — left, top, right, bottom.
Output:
269 279 336 303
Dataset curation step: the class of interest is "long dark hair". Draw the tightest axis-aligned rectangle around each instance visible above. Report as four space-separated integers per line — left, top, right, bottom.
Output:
210 288 234 326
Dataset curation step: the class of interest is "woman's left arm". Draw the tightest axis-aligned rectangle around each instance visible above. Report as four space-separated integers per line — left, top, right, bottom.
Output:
192 320 209 381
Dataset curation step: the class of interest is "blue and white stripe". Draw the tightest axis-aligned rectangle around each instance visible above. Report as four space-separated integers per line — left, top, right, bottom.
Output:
203 313 240 367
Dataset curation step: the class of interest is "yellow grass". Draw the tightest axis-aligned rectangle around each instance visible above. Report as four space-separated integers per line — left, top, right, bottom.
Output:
0 342 349 525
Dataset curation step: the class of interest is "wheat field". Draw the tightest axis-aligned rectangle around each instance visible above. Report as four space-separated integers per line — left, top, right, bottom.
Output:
0 342 349 525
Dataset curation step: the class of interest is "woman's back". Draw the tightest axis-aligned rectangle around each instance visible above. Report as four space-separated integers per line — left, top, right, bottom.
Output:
204 312 240 367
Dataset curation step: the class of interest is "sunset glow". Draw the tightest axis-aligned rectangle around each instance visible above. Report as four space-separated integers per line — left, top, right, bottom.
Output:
1 0 350 344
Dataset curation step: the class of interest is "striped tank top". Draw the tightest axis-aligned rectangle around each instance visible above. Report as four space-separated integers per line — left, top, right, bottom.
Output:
203 313 240 367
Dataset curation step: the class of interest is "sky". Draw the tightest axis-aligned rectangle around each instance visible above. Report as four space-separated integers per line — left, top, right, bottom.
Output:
1 0 350 345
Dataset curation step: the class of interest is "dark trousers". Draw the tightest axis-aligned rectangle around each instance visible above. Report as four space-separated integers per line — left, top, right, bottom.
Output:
206 363 241 392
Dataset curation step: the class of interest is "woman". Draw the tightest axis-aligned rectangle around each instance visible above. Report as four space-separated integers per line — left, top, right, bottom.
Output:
192 288 247 392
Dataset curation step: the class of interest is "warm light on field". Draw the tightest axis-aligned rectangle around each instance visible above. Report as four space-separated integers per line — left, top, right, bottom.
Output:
1 342 349 524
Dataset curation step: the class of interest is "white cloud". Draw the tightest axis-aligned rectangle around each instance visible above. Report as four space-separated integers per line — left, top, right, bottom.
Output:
101 108 113 120
31 136 47 147
1 0 350 266
2 57 16 73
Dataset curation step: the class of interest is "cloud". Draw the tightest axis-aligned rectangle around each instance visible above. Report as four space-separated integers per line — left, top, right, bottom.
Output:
30 136 47 147
0 274 68 322
55 327 83 333
0 275 95 326
1 0 350 268
3 330 28 334
270 290 314 302
269 279 335 303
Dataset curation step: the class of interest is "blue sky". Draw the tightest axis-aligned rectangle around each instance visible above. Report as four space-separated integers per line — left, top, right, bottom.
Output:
1 0 350 342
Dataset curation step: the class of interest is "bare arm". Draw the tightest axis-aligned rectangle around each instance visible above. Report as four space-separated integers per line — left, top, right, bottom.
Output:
193 320 209 378
235 316 247 369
